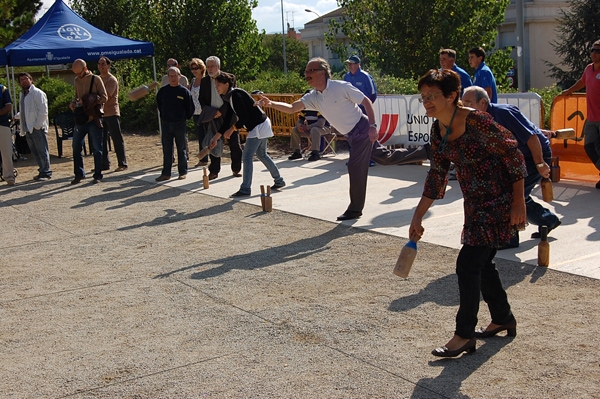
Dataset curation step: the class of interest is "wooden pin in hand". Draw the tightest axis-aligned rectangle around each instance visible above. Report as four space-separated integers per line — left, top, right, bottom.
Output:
393 232 421 278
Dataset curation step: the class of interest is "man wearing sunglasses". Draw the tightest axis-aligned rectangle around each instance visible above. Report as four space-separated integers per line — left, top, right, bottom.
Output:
258 57 378 221
560 40 600 189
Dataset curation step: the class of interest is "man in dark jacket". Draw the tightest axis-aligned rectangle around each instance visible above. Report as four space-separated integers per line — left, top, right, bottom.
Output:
155 67 194 181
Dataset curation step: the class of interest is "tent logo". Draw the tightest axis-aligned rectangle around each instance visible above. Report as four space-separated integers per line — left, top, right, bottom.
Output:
58 24 92 41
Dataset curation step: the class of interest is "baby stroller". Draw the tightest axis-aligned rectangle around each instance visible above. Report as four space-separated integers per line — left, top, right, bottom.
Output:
0 115 21 181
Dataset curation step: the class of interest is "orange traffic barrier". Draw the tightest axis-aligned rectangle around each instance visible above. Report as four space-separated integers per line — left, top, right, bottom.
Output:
550 94 598 182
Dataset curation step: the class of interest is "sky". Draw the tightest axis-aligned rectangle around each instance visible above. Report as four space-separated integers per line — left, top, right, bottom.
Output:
39 0 339 35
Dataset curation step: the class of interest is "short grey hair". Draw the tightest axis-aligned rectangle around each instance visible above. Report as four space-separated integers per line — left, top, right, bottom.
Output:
206 56 221 68
463 86 490 105
167 66 181 76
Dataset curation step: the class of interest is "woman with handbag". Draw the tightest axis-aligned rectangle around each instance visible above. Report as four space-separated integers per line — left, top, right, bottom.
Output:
211 72 285 197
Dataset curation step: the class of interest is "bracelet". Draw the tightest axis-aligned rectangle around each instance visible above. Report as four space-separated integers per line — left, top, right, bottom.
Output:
536 162 545 168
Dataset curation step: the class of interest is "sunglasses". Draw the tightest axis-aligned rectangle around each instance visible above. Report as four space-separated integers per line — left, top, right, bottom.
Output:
591 48 600 54
167 64 177 67
190 66 203 71
304 68 324 74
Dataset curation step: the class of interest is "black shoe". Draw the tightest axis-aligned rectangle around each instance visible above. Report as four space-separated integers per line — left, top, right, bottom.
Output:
431 338 476 358
474 319 517 338
230 191 250 197
271 182 286 190
288 151 302 160
596 179 600 189
307 151 320 162
92 178 102 184
70 176 84 185
531 220 562 239
34 174 51 181
337 211 362 221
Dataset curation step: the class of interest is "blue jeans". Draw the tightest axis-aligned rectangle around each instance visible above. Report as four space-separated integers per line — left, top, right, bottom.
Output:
160 119 187 177
25 129 52 177
509 152 559 245
239 137 284 194
73 120 103 180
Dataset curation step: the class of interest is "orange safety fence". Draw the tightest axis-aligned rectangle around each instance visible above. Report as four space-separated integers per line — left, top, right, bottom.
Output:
550 94 598 182
240 94 301 137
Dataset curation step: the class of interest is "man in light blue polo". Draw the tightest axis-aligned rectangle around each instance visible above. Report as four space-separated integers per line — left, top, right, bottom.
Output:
344 55 377 166
344 55 377 109
468 46 498 103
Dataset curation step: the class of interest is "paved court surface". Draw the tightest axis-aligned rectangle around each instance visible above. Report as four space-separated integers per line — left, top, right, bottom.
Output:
2 155 598 398
137 154 600 280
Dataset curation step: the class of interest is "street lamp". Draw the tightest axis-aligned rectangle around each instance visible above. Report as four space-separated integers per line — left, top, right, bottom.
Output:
305 9 321 18
281 0 287 74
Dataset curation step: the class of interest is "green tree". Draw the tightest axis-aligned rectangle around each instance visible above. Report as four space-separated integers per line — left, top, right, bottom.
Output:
0 0 42 46
546 0 600 88
261 34 308 75
71 0 265 81
330 0 509 79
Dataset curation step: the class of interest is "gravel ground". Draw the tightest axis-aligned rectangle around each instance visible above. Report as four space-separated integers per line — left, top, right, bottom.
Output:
1 132 598 398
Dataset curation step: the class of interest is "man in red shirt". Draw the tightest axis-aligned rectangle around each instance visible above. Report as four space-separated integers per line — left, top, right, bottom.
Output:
560 39 600 189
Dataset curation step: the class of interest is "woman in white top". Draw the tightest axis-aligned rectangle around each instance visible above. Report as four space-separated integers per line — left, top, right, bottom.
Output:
188 58 207 167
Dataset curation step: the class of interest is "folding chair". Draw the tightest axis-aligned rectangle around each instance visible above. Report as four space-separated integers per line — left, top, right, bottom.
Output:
321 128 343 157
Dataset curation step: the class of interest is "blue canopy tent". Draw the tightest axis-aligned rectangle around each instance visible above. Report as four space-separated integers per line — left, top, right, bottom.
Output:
3 0 159 130
5 0 154 66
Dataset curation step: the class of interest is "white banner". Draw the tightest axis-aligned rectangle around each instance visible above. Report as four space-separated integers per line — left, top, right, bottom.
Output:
373 92 543 146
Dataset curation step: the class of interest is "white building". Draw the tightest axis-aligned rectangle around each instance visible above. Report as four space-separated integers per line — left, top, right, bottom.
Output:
498 0 569 89
301 1 570 89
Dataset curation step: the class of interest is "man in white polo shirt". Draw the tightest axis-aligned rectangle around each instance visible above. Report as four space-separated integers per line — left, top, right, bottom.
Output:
258 57 378 221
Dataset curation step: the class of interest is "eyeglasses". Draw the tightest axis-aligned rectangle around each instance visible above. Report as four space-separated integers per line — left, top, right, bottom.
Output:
190 66 203 71
418 93 443 103
304 68 324 74
591 48 600 54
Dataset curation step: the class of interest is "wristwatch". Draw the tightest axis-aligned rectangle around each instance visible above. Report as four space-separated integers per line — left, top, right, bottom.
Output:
370 123 377 129
536 162 545 168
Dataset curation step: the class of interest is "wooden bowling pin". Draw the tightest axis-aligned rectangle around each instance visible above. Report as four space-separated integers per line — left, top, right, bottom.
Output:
265 185 273 212
202 167 209 189
541 178 553 202
127 81 159 101
260 185 266 211
537 226 550 267
393 233 420 278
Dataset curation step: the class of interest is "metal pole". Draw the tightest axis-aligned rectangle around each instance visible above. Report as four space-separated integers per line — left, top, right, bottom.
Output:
516 0 525 91
281 0 287 74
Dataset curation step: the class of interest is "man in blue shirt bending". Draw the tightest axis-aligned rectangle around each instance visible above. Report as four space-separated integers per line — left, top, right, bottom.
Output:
462 86 560 248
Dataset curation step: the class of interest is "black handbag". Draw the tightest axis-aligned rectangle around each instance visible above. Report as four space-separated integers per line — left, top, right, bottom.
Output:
73 75 96 125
